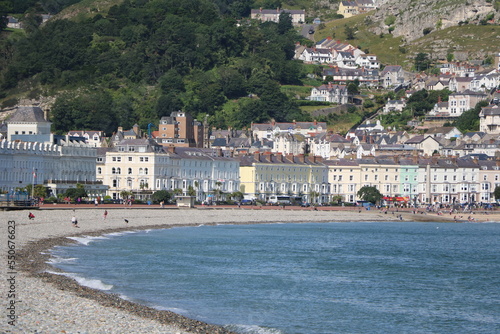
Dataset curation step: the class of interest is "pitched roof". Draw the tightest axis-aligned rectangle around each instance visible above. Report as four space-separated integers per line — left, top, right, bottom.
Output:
7 106 48 123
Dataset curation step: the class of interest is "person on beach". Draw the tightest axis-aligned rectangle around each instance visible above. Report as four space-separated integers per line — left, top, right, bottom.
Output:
28 212 35 220
72 215 79 228
104 210 108 220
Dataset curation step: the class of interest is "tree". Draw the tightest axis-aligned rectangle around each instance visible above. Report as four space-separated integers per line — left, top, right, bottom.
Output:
187 185 196 197
65 184 87 201
357 186 383 204
277 12 293 34
344 25 356 40
453 100 489 133
152 190 172 204
230 191 244 201
414 52 431 71
494 186 500 201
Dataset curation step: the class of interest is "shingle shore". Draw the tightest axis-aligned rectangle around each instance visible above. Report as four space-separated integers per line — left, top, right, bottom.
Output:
1 207 412 333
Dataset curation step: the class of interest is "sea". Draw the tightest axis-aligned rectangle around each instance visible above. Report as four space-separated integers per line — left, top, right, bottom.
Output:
49 221 500 334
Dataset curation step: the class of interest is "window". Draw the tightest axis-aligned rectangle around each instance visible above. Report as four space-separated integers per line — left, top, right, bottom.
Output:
112 167 116 174
128 168 132 174
97 167 101 175
117 168 121 174
144 168 148 175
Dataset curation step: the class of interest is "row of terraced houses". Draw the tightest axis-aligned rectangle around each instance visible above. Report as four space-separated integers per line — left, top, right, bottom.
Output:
2 106 500 206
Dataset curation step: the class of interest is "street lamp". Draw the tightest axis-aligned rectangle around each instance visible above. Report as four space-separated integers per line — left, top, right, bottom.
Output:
31 168 37 199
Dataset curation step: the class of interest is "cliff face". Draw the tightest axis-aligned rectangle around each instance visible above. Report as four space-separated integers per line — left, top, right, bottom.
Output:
370 0 495 42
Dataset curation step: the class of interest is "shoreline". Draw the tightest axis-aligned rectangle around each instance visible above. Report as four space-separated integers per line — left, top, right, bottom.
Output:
2 207 494 333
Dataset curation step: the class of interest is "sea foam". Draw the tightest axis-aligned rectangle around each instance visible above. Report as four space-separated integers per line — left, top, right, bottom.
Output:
67 235 109 245
46 271 113 290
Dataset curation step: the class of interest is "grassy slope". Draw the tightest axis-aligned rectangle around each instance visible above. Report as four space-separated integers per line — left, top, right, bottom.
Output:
314 11 500 68
409 25 500 59
56 0 124 20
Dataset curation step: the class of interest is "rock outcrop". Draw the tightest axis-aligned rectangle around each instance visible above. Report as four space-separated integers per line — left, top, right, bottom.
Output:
370 0 495 42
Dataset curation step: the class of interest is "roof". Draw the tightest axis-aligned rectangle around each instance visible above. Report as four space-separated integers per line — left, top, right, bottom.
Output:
7 106 48 123
425 127 458 135
380 65 402 76
251 9 305 14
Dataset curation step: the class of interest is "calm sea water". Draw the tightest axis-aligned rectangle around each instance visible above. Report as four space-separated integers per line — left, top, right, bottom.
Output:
50 222 500 334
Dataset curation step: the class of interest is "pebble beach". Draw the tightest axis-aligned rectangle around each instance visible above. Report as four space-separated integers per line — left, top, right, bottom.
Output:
1 205 493 333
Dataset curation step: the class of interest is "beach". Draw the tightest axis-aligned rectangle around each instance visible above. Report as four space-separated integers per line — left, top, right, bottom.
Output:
1 205 496 333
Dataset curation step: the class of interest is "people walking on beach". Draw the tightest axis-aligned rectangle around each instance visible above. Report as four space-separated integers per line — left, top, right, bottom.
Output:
95 198 98 206
28 212 35 220
72 215 79 228
104 210 108 220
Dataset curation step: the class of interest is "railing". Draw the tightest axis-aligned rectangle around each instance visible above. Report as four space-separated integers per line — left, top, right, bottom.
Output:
0 193 37 207
45 179 103 185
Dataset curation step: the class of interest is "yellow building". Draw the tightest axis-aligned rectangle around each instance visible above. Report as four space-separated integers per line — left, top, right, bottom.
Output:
325 159 361 203
337 1 358 18
238 152 328 204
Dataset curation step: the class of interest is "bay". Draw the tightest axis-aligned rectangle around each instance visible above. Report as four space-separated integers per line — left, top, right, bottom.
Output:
50 222 500 334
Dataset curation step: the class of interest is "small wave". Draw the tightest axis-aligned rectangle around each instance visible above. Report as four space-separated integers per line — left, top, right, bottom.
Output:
46 256 77 264
226 324 285 334
67 235 109 245
46 271 113 290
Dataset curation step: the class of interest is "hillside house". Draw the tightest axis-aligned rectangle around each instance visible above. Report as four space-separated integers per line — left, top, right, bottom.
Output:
380 65 405 88
323 67 379 87
309 83 350 104
355 54 379 69
297 48 334 63
382 99 406 114
250 8 305 24
479 105 500 134
449 76 473 92
448 90 488 117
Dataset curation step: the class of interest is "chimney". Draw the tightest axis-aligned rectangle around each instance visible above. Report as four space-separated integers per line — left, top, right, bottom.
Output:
298 154 305 163
167 146 175 153
316 156 323 163
254 152 261 162
277 152 284 162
